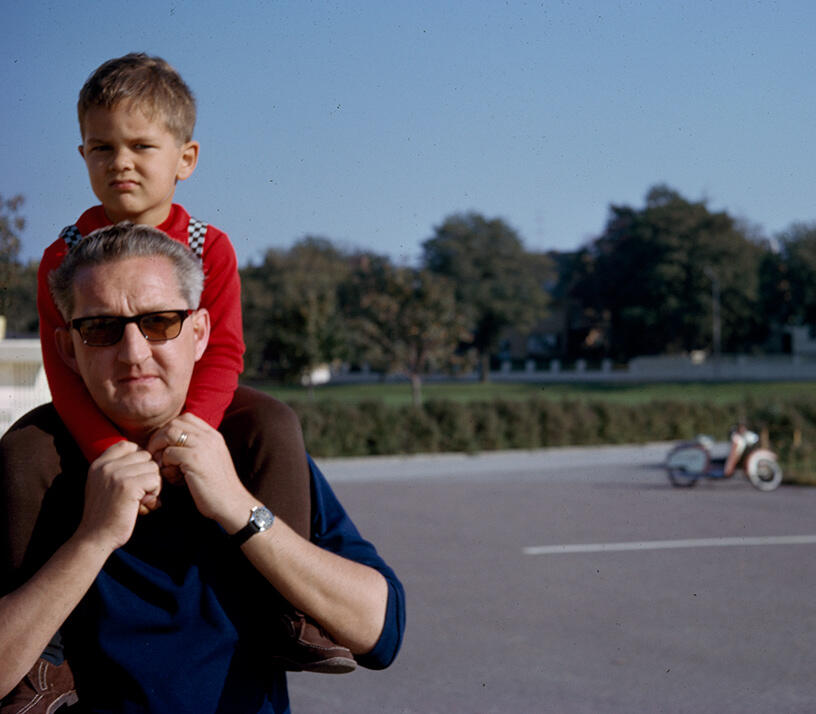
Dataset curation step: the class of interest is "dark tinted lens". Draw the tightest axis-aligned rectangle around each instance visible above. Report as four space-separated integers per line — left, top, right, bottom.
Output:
78 317 124 346
139 312 184 341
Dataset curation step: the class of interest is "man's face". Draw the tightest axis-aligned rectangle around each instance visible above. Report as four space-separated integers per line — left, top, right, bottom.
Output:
79 101 199 227
57 255 209 442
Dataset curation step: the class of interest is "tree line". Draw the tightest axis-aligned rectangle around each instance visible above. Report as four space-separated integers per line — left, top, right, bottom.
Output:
560 184 810 362
3 184 816 403
240 213 551 404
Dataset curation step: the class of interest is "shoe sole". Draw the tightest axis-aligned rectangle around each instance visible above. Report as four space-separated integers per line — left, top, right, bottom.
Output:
270 655 357 674
44 690 79 714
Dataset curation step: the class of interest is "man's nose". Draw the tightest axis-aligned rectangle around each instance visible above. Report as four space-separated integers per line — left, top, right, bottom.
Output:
117 323 150 363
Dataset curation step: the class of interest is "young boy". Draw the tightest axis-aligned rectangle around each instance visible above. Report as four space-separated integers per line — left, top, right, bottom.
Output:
3 53 352 713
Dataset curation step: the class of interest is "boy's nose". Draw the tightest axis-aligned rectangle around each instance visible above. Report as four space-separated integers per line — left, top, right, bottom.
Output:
110 148 134 171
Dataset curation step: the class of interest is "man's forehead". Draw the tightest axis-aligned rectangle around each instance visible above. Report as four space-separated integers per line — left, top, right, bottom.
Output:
72 255 185 317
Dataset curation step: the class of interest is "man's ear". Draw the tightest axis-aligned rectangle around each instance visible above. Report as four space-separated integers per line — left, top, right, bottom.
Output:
191 308 210 362
176 141 200 182
54 327 81 374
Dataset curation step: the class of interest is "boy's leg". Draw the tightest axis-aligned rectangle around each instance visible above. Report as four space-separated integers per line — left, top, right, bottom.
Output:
219 387 311 538
1 404 66 578
219 387 356 674
0 406 80 711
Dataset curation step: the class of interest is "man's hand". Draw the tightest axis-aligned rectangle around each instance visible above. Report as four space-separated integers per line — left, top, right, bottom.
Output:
147 413 251 533
0 441 161 697
147 414 389 656
76 441 163 551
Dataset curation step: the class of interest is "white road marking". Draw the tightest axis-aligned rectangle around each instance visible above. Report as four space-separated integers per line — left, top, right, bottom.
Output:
523 535 816 555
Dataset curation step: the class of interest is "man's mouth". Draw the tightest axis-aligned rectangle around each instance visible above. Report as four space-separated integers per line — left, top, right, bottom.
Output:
119 374 158 387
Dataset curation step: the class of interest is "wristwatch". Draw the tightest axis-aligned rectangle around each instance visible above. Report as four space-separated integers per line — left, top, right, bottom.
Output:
231 505 275 546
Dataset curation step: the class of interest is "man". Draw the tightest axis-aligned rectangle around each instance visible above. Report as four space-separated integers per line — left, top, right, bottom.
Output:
0 223 404 712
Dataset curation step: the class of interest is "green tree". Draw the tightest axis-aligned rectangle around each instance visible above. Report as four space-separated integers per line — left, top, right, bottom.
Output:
764 223 816 327
569 185 767 360
3 261 40 335
241 237 350 389
422 212 551 380
0 195 38 335
342 254 471 406
0 195 25 315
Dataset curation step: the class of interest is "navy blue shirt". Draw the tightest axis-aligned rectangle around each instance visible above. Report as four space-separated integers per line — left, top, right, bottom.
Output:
63 457 405 713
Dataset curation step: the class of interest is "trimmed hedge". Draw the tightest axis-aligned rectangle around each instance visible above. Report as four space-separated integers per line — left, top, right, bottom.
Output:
290 397 816 483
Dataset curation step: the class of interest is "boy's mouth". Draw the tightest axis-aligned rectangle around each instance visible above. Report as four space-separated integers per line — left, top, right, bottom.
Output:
110 179 139 191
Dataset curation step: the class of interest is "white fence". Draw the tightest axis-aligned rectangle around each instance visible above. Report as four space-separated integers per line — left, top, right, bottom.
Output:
489 354 816 383
333 354 816 384
0 340 51 434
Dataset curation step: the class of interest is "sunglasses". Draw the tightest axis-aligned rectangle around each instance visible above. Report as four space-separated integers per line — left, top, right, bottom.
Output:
69 309 193 346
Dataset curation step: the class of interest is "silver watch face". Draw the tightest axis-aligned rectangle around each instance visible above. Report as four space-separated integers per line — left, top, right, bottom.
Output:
251 506 274 531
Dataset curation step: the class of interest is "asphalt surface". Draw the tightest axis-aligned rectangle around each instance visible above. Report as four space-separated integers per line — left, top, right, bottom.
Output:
287 444 816 713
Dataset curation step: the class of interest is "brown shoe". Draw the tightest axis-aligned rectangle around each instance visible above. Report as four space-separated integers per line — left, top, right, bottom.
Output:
1 658 79 714
271 611 357 674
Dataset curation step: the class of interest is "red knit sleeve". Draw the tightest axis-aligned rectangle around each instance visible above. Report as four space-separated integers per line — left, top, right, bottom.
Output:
183 227 244 428
38 239 125 462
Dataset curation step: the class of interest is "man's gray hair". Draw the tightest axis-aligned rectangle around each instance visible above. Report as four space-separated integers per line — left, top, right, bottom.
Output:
49 222 204 320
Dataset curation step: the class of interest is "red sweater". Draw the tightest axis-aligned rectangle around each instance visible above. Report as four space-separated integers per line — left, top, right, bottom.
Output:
37 204 245 461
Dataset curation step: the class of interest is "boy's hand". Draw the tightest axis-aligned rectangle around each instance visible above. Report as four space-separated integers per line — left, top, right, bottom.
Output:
77 441 162 550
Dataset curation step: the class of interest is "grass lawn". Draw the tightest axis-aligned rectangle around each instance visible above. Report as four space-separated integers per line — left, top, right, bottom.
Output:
245 379 816 407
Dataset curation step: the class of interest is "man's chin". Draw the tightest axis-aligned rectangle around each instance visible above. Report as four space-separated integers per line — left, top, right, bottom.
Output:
105 398 181 440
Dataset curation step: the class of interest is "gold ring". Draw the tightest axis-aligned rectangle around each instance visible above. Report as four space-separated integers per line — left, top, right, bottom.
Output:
175 431 189 448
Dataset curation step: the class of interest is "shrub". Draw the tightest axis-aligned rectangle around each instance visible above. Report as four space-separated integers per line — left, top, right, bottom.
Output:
395 406 442 453
423 400 478 453
495 399 540 449
288 395 816 483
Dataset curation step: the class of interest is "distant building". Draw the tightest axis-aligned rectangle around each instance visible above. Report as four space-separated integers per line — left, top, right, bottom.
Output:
787 326 816 358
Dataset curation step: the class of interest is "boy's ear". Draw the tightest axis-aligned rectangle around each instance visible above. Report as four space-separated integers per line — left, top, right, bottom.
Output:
54 327 81 374
176 141 200 182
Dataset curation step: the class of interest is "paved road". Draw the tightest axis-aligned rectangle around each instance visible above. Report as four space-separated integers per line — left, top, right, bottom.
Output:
288 444 816 713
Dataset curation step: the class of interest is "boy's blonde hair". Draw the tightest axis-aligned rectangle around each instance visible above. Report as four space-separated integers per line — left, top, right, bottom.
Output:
78 53 196 144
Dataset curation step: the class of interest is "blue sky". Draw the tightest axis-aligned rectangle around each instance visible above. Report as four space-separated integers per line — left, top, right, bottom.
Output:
2 1 815 267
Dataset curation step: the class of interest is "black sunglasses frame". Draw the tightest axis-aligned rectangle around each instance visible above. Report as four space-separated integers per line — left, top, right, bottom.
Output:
69 309 194 346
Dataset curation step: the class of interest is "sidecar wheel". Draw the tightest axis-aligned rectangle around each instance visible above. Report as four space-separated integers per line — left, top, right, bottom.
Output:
667 466 699 487
746 457 783 492
665 444 706 488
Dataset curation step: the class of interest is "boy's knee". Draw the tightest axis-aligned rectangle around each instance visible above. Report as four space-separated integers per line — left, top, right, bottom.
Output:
222 387 304 446
1 404 64 479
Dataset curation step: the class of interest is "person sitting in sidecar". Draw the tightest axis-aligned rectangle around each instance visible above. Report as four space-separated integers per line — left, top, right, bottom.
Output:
722 423 760 477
